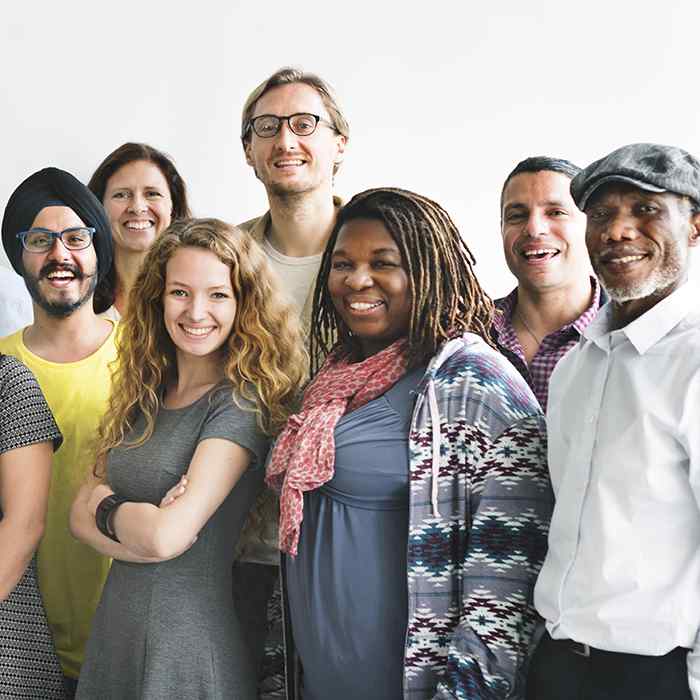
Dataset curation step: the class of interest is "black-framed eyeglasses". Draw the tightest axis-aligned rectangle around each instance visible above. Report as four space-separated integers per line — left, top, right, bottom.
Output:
16 227 96 253
248 112 336 139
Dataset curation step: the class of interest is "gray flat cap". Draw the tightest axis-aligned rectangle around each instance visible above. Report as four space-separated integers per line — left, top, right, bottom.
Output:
571 143 700 210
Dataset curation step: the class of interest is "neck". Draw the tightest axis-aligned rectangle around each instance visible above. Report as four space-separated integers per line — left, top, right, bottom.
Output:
23 301 112 362
610 276 686 330
266 186 336 257
113 250 147 314
169 351 225 398
515 276 594 337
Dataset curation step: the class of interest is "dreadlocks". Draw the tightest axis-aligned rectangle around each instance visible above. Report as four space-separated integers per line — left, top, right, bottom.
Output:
309 187 495 373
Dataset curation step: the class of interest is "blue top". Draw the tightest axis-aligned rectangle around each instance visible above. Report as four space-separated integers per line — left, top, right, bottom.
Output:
285 365 425 700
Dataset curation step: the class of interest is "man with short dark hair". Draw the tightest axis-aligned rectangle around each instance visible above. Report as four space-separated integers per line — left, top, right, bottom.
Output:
529 143 700 700
494 156 602 408
0 167 117 698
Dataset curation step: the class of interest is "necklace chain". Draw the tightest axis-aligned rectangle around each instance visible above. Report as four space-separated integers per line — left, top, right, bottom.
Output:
516 307 543 346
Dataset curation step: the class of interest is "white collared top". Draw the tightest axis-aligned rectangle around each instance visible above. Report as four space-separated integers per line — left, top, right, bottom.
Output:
535 282 700 695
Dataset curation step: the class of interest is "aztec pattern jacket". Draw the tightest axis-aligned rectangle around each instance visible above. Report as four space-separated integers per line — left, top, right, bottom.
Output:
281 333 553 700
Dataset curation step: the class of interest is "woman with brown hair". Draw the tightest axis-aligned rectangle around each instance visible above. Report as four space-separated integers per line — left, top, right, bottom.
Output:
70 218 306 699
88 142 192 319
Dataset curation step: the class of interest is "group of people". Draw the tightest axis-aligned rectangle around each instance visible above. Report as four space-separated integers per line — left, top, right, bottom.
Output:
0 66 699 700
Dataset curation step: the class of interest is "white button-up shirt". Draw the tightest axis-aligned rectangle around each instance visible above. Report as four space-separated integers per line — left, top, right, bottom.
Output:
535 282 700 697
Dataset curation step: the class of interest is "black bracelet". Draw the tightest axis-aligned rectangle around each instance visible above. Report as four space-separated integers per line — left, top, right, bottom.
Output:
95 494 129 543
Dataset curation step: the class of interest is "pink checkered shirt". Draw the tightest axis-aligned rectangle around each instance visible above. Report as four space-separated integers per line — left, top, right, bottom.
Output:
493 278 602 409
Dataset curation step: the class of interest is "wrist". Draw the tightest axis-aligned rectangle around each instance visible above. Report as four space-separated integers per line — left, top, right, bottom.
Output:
95 494 129 542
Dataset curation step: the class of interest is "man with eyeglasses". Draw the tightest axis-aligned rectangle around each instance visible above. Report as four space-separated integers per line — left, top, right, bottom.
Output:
239 66 349 335
235 67 348 696
0 167 117 699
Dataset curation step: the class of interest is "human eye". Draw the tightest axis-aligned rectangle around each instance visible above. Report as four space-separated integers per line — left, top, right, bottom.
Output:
169 288 187 297
504 210 526 224
549 209 569 218
146 190 164 199
254 116 278 137
211 291 230 299
291 114 317 135
587 207 609 222
638 203 659 215
111 190 129 200
26 231 51 248
373 258 399 269
331 260 351 270
65 232 88 247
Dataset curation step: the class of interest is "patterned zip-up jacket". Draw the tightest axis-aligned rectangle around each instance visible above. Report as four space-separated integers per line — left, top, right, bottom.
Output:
281 332 552 700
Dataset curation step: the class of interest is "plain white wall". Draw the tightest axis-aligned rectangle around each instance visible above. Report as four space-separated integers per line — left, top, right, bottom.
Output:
1 0 698 297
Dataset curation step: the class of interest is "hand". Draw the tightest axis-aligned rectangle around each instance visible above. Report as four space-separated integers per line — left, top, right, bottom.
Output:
160 475 189 508
87 483 115 516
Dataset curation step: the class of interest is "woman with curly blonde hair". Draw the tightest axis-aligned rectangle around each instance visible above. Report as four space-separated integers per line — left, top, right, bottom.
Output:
70 218 306 700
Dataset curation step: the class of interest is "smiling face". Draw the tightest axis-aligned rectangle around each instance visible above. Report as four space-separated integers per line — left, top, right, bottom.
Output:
244 82 346 198
163 247 237 364
328 218 412 358
103 160 173 256
501 170 589 293
585 183 700 317
22 206 98 317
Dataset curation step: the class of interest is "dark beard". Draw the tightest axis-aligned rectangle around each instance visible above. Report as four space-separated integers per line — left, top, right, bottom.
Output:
23 264 98 318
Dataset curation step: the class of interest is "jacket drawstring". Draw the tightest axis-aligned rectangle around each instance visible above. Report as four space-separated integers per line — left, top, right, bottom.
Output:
427 379 441 518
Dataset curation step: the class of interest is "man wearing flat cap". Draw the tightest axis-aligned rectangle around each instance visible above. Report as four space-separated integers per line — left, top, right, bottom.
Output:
528 143 700 700
0 167 117 697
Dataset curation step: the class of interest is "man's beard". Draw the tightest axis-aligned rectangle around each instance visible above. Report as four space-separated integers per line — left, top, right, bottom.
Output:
24 262 98 318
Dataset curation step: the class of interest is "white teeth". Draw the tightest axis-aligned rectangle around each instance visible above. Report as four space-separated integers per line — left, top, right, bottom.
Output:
47 272 74 279
610 255 645 264
126 221 153 230
275 160 303 167
349 301 382 311
523 248 558 257
182 326 214 336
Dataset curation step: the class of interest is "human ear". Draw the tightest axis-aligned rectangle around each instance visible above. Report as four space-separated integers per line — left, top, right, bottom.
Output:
688 211 700 247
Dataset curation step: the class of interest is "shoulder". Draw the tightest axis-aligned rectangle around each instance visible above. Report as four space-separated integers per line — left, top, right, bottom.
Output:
0 329 24 355
0 354 36 392
237 213 268 242
430 333 542 428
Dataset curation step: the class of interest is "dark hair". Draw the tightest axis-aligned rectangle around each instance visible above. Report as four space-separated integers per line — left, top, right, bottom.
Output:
500 156 582 212
309 187 495 373
88 142 192 313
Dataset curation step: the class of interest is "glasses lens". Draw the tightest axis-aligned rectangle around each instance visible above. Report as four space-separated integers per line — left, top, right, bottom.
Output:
23 231 53 252
289 114 318 136
62 228 92 250
253 115 281 138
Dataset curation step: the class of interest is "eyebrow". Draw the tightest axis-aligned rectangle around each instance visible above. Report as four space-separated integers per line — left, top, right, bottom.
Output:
167 281 232 289
504 199 569 211
332 247 400 257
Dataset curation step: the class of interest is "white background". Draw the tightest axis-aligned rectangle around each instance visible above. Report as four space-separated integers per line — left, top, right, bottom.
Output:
1 0 698 297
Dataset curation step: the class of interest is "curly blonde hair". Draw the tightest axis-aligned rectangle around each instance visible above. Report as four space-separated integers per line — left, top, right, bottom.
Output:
94 218 307 475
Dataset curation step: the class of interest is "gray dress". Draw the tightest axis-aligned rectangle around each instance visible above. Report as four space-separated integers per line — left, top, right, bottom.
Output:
77 383 268 700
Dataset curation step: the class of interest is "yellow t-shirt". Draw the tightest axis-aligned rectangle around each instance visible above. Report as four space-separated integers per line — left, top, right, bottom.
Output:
0 323 118 678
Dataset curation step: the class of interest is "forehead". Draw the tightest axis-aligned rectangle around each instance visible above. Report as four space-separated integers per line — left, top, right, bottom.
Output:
502 170 575 209
252 82 329 120
30 205 85 229
334 218 399 253
106 160 170 191
166 246 232 285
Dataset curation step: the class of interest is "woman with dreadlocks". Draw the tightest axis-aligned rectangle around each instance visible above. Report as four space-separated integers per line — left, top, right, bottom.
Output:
266 187 553 700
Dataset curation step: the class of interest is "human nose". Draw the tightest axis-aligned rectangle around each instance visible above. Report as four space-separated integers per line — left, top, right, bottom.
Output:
45 235 72 262
601 212 639 242
186 293 208 321
128 192 148 214
344 266 373 290
524 211 548 237
273 119 298 150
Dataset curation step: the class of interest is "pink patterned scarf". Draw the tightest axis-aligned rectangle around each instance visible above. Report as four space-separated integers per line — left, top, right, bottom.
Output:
266 338 408 555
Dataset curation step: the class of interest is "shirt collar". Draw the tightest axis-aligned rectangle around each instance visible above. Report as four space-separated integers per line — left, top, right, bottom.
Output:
493 276 601 338
582 281 696 355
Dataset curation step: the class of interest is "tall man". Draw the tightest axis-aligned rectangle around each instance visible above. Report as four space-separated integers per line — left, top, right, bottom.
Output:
239 66 349 333
494 156 602 408
0 168 117 698
236 68 349 692
530 143 700 700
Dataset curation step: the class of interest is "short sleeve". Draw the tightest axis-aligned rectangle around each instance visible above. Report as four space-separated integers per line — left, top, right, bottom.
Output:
0 355 62 455
199 385 270 470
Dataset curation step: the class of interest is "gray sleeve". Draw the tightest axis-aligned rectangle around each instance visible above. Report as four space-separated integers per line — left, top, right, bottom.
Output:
200 387 270 470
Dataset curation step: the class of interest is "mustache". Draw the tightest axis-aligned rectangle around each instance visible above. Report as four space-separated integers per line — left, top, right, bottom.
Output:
39 262 95 281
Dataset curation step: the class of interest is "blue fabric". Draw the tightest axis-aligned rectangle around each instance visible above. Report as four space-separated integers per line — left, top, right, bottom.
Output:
285 365 425 700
